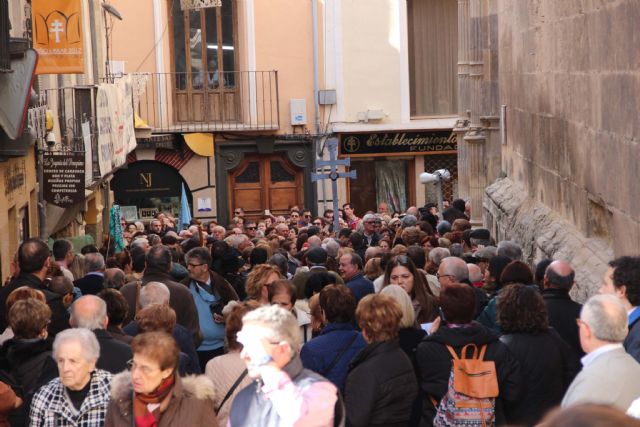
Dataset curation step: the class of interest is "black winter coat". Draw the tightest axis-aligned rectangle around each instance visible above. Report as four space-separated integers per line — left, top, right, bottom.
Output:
500 329 581 426
94 329 132 374
344 339 418 427
416 323 522 427
0 337 58 426
542 288 584 358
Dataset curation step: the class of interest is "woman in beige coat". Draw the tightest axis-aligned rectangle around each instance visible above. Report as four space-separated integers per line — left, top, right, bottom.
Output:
105 331 217 427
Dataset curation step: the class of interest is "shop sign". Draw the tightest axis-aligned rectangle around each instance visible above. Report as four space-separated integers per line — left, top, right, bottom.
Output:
4 160 26 198
339 130 457 156
43 151 85 207
111 161 183 200
32 0 85 74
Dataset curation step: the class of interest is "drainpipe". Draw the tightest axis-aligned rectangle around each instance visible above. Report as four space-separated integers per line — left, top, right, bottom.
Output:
311 0 326 212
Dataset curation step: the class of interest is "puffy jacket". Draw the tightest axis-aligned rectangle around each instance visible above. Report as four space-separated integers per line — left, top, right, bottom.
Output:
344 339 418 427
104 372 217 427
416 322 522 427
500 329 581 426
0 338 58 426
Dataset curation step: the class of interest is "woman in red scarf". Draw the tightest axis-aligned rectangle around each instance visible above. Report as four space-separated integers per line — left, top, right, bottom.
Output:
104 331 217 427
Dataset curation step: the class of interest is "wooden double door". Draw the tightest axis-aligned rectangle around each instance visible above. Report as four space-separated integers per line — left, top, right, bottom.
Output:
229 154 303 221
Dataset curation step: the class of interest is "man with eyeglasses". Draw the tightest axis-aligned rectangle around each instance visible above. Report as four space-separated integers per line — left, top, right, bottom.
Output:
361 213 381 248
184 247 239 371
233 207 245 219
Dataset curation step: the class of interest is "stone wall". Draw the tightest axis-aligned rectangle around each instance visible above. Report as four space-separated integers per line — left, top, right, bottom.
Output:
484 177 612 302
483 0 640 297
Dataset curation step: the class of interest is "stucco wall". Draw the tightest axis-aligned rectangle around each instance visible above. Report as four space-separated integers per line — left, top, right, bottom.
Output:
485 0 640 296
340 0 403 124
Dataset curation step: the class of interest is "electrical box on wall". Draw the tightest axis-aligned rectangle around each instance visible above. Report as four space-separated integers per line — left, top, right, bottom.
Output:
290 99 307 125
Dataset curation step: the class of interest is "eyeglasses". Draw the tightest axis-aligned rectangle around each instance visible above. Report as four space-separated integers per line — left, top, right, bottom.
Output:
393 223 401 227
304 214 311 218
188 263 206 268
234 211 242 215
246 227 256 230
436 273 455 280
126 360 158 375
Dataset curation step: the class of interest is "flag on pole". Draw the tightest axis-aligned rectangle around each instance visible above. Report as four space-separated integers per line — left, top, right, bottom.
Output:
109 204 126 253
179 183 192 229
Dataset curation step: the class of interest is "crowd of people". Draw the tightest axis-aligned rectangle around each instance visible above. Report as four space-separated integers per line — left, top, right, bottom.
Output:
1 200 640 426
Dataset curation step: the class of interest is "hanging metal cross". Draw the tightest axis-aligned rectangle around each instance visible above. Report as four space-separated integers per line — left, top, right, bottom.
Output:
311 137 357 233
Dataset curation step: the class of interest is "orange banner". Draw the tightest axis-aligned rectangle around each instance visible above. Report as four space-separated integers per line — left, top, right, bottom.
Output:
32 0 85 74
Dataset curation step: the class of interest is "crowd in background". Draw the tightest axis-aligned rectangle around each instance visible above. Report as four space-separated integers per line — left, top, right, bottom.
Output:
1 199 640 426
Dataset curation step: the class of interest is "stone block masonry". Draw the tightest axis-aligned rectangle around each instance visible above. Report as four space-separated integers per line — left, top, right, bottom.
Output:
484 177 613 303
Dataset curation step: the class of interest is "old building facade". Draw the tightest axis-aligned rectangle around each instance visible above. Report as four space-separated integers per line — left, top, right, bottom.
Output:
467 0 638 299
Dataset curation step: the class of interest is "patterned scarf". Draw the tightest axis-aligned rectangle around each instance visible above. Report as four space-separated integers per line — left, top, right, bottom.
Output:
133 375 175 427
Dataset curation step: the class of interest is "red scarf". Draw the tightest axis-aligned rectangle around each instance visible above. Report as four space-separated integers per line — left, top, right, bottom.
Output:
133 375 175 427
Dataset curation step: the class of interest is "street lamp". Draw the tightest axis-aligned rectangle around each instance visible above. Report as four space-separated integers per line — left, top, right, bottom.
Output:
420 169 451 220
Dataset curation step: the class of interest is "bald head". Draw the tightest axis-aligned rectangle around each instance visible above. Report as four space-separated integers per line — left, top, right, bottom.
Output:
544 260 575 291
467 263 483 283
104 268 125 289
440 257 469 282
71 295 108 330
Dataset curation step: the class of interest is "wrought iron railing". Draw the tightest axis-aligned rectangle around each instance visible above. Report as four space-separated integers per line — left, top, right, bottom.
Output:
128 70 279 133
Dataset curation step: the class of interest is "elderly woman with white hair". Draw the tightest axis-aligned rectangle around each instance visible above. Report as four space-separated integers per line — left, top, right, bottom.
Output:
29 328 112 427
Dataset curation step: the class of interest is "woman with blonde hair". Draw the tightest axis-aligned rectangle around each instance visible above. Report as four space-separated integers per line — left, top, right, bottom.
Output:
379 284 427 427
244 264 283 304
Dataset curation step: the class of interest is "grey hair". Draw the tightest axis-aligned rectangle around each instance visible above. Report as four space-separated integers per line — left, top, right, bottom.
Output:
213 225 226 234
104 268 125 289
449 243 464 258
380 284 415 328
497 240 523 261
440 256 469 282
53 328 100 362
322 239 340 259
71 295 107 330
130 238 149 250
581 294 628 343
429 247 451 266
139 281 170 308
224 234 245 249
84 252 105 274
242 305 301 351
362 213 377 223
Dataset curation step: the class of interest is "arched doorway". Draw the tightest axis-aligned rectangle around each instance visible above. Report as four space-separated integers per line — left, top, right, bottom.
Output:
111 161 193 221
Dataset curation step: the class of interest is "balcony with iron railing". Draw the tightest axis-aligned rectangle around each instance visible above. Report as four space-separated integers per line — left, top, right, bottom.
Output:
127 70 279 134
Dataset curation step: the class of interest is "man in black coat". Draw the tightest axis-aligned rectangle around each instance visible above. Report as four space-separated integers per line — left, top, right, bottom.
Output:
0 238 69 336
70 295 132 374
542 260 584 357
73 252 106 295
119 245 201 345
